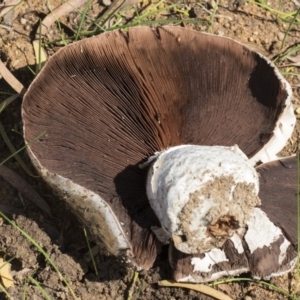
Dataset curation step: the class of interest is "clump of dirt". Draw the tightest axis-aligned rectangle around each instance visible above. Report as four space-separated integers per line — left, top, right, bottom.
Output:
178 176 260 253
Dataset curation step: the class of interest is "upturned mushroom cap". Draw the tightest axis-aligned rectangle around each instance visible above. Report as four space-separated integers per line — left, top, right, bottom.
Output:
22 26 295 271
169 156 298 282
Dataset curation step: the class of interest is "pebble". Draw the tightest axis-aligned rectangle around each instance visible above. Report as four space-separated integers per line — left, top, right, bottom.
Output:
20 18 27 25
277 32 285 41
24 24 32 31
216 30 225 36
102 0 112 6
217 17 223 24
235 28 242 35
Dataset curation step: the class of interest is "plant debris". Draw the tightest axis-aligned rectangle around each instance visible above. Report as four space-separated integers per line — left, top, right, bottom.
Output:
0 258 13 289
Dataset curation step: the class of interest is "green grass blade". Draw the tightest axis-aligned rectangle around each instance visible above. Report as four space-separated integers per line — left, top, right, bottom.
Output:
83 228 98 276
44 17 202 45
0 211 77 299
207 0 219 33
0 256 16 270
0 92 15 96
0 281 11 298
109 18 202 31
0 121 39 177
247 0 297 19
210 277 297 300
27 65 36 76
75 0 92 40
281 8 300 50
29 276 52 300
277 44 300 63
131 2 178 24
22 279 29 300
0 94 20 114
98 0 126 28
0 131 45 167
46 0 67 46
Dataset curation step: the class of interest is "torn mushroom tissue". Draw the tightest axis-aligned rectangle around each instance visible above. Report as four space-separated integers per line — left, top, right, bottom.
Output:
145 144 261 254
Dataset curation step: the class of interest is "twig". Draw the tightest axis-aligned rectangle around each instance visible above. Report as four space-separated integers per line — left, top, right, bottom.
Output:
0 164 52 217
0 0 20 18
158 280 233 300
38 0 87 36
0 60 26 95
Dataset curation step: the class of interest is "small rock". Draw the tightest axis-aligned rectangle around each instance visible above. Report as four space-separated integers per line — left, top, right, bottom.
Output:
217 17 223 24
216 30 225 36
102 0 112 6
24 24 32 31
277 32 285 41
206 0 217 9
20 18 27 25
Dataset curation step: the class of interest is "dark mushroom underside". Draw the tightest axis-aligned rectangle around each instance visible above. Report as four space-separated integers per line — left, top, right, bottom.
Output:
23 26 290 269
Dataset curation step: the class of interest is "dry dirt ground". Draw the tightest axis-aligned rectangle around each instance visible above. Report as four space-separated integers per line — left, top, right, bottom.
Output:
0 0 300 299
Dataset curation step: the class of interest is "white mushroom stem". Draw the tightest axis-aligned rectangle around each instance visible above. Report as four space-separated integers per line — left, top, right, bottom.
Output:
146 145 261 254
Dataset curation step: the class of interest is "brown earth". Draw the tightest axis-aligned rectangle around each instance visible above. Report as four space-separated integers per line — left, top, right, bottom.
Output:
0 0 300 299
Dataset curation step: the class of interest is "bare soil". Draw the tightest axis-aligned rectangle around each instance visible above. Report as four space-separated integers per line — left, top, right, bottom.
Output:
0 0 300 299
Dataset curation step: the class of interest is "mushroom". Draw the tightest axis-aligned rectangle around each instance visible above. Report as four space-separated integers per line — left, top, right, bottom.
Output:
22 26 297 279
169 155 298 282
